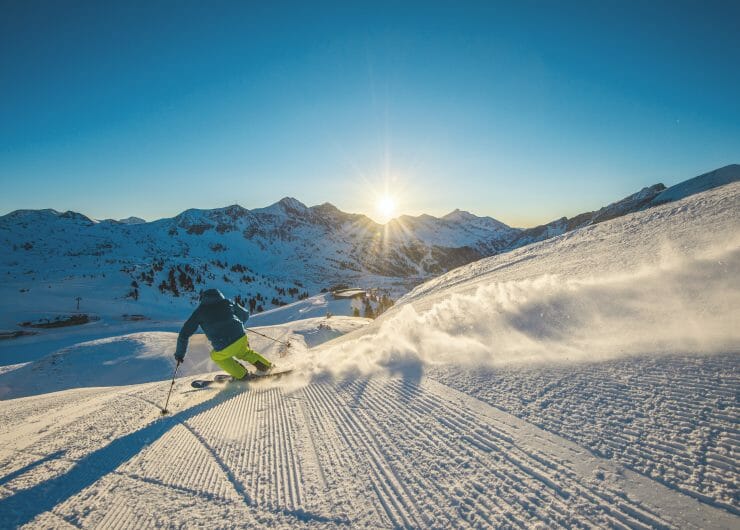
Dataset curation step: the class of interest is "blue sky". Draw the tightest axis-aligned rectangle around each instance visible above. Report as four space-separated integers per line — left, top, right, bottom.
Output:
1 1 738 226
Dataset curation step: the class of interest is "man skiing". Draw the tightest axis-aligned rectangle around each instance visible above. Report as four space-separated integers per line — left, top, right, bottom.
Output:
174 288 273 379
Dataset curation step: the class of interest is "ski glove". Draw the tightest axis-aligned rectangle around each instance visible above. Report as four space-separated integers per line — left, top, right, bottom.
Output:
174 352 185 363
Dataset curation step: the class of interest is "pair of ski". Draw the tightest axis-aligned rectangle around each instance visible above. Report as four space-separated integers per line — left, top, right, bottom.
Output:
191 368 294 389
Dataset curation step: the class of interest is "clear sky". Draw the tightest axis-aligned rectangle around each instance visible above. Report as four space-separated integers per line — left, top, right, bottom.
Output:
1 1 738 226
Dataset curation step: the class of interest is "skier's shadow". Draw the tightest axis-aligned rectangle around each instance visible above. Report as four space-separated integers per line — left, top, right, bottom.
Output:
0 389 234 528
383 356 425 404
328 356 425 408
0 450 66 488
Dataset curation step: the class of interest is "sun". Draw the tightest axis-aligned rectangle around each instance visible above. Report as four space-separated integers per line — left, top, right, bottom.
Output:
376 195 397 223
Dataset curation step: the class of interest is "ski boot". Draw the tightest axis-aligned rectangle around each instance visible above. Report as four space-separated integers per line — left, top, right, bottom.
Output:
252 360 273 376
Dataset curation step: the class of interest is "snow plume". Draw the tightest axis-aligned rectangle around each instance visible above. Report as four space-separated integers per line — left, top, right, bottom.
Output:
302 243 740 378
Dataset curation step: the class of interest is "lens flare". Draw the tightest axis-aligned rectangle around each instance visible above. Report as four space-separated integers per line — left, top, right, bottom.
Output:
376 195 397 223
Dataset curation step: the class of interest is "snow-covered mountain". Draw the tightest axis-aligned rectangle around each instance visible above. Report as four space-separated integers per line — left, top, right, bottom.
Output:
0 198 518 327
0 165 737 330
100 216 147 225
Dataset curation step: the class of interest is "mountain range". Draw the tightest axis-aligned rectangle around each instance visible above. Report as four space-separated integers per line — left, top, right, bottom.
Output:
0 164 737 322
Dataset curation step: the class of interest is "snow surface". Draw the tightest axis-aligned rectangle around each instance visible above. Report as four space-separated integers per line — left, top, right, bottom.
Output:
0 182 738 528
651 164 740 205
249 292 366 326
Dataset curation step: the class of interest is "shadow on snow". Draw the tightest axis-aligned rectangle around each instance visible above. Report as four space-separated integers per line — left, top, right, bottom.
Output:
0 384 346 527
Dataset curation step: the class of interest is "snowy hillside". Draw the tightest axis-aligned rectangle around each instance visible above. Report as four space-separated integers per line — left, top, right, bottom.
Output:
298 180 740 517
650 164 740 205
0 180 737 528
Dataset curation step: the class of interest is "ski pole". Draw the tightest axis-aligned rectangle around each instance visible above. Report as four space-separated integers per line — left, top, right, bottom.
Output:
245 327 291 347
160 361 180 416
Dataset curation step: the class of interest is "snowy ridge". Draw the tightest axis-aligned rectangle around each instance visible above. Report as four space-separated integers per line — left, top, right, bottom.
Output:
99 216 147 225
398 180 740 311
651 164 740 205
506 163 739 249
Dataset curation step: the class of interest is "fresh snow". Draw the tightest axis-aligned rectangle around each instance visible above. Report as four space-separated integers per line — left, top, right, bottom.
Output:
0 181 738 528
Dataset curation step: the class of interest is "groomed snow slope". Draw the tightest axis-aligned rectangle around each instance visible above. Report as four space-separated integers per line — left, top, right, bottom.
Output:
0 183 738 528
2 371 735 529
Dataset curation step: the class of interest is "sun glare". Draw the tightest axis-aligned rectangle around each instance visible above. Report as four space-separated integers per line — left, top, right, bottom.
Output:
376 195 397 223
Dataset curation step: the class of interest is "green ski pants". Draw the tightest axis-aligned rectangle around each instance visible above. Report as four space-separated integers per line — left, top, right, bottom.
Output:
210 335 272 379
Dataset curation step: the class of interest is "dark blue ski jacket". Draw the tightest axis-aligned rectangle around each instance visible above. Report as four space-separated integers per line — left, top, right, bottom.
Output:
175 289 249 359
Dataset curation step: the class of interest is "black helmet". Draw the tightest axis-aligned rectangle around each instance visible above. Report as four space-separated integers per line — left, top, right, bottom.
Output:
199 288 225 304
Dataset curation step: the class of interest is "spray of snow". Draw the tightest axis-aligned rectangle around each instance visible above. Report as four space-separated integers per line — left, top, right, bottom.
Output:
294 240 740 380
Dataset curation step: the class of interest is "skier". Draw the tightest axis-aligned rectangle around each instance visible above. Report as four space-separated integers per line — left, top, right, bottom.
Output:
174 288 273 379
